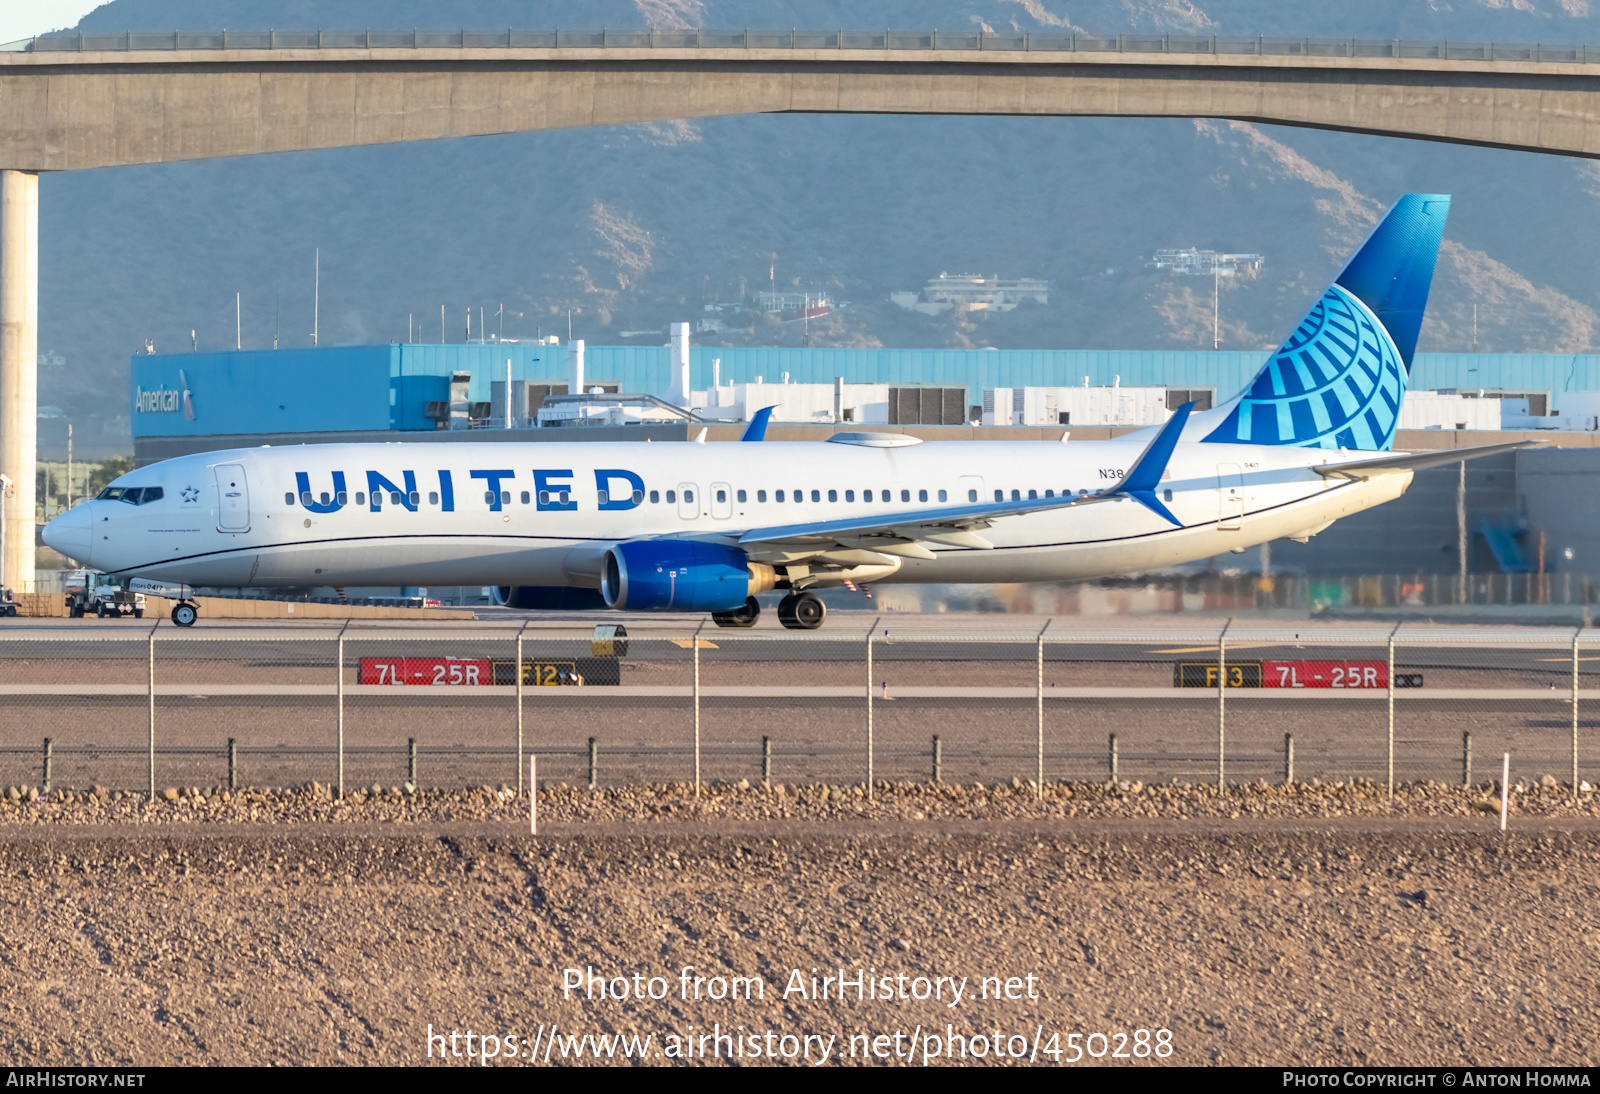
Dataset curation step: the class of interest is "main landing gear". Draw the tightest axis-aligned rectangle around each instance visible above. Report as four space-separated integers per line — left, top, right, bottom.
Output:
711 596 761 629
171 602 199 627
777 592 826 631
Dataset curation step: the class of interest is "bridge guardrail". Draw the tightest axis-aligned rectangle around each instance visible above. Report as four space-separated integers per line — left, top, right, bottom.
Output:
5 29 1595 65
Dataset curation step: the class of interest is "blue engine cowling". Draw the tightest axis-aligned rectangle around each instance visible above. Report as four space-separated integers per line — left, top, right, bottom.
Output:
494 586 609 610
602 540 754 612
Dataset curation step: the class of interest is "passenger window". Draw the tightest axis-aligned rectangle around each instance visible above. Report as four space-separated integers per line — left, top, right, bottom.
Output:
1164 488 1174 502
827 490 837 503
844 490 854 502
716 490 727 503
968 490 977 502
901 490 910 502
994 490 1003 502
736 489 746 503
356 492 366 506
485 492 496 504
811 490 820 503
918 489 928 502
300 491 313 506
412 491 422 506
774 490 783 502
650 490 660 504
430 492 440 505
285 492 294 505
683 490 693 503
391 492 403 505
1045 489 1054 497
631 490 643 504
667 490 676 503
520 491 530 505
558 490 570 505
937 490 947 502
336 491 347 505
863 490 872 502
1028 489 1037 500
502 491 512 505
320 492 330 506
757 490 767 503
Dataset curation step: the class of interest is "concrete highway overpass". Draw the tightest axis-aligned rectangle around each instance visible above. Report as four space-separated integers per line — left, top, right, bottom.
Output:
5 27 1600 584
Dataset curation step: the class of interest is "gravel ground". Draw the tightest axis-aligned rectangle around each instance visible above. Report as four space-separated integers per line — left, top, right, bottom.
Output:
0 781 1595 1067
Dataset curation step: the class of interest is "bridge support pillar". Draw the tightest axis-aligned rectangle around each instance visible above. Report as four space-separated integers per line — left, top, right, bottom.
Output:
0 169 38 590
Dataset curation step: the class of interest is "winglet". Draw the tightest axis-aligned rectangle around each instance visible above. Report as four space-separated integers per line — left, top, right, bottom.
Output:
1106 402 1193 526
740 406 776 442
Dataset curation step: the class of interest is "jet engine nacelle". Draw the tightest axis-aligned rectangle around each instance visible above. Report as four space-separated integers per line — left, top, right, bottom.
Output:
493 586 608 610
602 540 775 612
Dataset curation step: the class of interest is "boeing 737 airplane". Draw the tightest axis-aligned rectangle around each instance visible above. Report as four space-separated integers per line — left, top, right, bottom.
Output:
43 195 1526 629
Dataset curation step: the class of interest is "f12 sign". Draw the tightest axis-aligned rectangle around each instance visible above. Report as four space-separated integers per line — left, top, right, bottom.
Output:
360 657 490 686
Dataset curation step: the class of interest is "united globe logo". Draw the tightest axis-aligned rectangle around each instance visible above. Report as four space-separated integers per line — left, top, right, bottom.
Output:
1203 284 1406 451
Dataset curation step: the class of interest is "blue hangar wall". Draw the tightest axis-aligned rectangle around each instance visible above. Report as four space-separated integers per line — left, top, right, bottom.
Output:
130 344 1600 439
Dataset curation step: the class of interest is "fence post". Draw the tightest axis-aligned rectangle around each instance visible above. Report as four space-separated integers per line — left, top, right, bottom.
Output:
228 738 237 791
587 737 597 791
41 739 50 794
1462 730 1472 788
1217 619 1231 791
336 619 350 799
1108 732 1118 784
692 620 703 797
516 620 529 792
147 619 160 800
866 619 878 798
762 736 771 786
408 737 417 787
932 735 941 783
1387 623 1400 798
1284 732 1294 785
1573 629 1582 802
1036 621 1050 799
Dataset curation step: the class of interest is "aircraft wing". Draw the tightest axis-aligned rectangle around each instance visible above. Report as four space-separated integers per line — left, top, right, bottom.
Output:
737 402 1198 558
738 491 1113 555
1314 441 1538 480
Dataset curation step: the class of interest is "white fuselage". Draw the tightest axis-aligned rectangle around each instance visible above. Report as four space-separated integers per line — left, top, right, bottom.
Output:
47 438 1410 592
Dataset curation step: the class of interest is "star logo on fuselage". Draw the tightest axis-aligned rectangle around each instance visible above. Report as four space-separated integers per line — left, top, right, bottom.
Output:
180 486 199 503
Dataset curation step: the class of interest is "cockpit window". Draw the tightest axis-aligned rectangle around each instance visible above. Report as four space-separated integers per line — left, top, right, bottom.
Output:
96 486 162 505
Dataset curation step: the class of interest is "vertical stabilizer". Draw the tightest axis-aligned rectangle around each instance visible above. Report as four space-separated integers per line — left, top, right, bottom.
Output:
1202 194 1449 451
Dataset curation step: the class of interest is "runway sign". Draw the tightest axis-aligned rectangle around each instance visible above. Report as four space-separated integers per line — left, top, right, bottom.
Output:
1175 661 1423 688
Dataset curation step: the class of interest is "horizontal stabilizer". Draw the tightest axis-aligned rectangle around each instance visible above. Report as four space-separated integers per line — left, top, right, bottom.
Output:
1313 441 1538 480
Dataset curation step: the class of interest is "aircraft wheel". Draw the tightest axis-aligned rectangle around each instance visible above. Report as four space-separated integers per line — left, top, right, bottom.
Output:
172 602 199 627
712 597 761 629
777 593 826 630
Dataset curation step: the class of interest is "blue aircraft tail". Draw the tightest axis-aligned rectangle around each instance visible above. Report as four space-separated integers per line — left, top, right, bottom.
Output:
1201 194 1450 452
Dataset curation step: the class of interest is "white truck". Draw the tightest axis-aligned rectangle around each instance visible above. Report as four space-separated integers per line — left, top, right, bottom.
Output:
64 570 146 619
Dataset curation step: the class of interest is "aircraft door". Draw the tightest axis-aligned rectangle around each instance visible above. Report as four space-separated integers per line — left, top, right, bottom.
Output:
677 483 700 521
710 482 733 520
1216 463 1244 531
215 463 251 533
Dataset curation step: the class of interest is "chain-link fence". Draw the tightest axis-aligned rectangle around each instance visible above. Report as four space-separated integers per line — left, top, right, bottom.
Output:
0 620 1591 797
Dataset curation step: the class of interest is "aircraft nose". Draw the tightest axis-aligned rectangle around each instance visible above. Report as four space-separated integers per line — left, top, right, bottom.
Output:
41 505 93 566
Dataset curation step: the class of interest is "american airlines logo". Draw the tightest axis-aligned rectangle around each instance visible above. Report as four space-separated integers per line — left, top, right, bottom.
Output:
135 386 183 413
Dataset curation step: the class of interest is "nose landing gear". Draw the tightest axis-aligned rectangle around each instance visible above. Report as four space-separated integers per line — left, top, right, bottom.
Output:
777 592 826 630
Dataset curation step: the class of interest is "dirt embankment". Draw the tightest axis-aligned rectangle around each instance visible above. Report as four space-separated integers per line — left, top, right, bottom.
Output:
0 784 1594 1066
